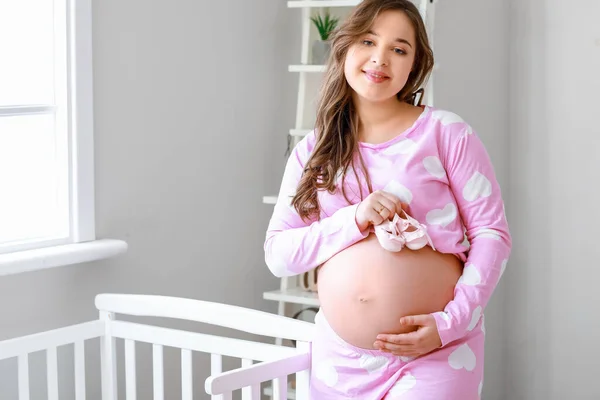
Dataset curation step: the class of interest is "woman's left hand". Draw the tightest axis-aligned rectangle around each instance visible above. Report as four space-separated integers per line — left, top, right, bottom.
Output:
373 314 442 358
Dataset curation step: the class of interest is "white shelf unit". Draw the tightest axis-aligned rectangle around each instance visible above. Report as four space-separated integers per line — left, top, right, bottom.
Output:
288 64 326 73
263 287 319 307
262 1 438 397
287 0 362 8
289 128 311 137
263 384 297 399
262 195 277 205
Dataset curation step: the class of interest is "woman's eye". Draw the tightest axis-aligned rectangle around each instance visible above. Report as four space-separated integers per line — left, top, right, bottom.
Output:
394 48 406 55
362 40 374 46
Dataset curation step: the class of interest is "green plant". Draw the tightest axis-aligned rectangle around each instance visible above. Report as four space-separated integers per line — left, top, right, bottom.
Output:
310 12 339 41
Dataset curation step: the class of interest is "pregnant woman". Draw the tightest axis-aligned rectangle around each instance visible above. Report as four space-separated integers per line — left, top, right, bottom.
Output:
264 0 511 398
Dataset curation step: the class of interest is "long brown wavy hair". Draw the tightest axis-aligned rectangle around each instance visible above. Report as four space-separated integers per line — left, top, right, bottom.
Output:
291 0 434 221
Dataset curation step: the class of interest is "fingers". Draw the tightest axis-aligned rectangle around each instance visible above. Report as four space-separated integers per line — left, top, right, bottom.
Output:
399 314 429 327
374 340 420 357
378 191 407 214
358 190 410 229
374 196 396 221
376 332 419 346
364 195 392 225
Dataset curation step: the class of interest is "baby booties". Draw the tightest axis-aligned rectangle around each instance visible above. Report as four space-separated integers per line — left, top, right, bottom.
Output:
374 209 436 252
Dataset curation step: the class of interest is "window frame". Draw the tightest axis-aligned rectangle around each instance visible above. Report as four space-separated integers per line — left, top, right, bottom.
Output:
0 0 127 275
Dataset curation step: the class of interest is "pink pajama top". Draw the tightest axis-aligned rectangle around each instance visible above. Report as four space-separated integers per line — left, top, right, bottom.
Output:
264 105 512 347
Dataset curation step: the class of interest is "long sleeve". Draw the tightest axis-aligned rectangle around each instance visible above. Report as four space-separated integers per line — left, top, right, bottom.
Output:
431 126 512 347
264 133 369 278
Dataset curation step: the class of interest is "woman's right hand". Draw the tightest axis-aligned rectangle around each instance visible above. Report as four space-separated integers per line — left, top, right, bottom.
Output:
355 190 407 232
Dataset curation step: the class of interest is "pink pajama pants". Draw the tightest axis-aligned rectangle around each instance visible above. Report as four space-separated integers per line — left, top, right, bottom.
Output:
309 310 485 399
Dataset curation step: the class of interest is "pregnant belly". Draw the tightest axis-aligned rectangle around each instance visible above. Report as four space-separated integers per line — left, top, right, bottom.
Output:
316 233 463 350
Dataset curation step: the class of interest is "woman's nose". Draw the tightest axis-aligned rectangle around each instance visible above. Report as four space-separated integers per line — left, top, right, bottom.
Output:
370 49 388 66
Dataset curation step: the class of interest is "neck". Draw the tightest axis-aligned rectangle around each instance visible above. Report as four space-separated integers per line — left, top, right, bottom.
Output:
353 95 410 142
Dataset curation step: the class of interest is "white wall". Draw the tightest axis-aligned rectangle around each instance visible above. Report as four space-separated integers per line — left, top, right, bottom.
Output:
5 0 597 399
434 1 510 399
506 0 600 398
0 0 299 398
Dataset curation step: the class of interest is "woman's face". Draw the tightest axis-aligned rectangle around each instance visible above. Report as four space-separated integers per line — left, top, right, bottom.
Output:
344 10 416 104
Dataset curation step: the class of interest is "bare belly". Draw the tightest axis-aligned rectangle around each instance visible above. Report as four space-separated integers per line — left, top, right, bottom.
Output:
316 233 463 349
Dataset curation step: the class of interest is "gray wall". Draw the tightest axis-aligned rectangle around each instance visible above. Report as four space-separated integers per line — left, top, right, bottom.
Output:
0 0 299 398
506 0 600 399
434 1 510 399
2 0 598 399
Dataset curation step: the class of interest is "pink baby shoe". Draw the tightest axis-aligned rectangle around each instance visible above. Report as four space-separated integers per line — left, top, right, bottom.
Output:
374 213 406 252
374 210 436 252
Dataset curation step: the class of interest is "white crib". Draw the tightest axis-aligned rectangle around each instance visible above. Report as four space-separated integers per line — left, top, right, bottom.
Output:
0 293 314 399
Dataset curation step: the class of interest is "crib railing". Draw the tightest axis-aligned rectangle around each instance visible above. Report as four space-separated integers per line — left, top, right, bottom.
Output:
0 320 104 400
103 319 311 400
96 293 315 400
0 293 315 400
205 347 311 400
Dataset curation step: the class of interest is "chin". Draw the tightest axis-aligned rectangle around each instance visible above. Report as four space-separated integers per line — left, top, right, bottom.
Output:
347 74 404 103
353 87 398 103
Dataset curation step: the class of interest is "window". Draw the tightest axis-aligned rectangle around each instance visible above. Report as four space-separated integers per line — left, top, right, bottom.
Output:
0 0 125 273
0 0 94 255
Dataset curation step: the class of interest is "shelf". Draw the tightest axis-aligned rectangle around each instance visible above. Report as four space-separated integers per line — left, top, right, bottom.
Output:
287 0 361 8
264 384 296 399
289 129 311 137
263 287 320 307
288 64 326 73
263 196 277 205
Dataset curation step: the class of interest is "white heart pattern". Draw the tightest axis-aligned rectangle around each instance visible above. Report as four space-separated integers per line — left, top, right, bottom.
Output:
461 233 471 249
283 188 296 209
423 156 446 179
426 203 457 227
315 361 338 387
475 228 502 240
439 311 451 322
334 168 344 186
458 264 481 286
498 259 508 283
382 139 416 156
383 180 413 204
387 373 417 397
479 380 483 398
398 355 416 362
481 315 486 335
359 354 389 373
431 110 465 125
467 305 482 331
463 172 492 202
335 165 355 187
448 343 477 372
431 110 473 136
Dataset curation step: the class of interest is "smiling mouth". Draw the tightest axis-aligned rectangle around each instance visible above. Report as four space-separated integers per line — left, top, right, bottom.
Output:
363 70 390 83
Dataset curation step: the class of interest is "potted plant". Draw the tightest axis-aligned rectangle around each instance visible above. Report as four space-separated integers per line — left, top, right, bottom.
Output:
310 11 339 64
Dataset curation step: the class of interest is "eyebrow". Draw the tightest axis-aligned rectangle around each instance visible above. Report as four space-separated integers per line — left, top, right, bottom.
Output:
367 30 413 48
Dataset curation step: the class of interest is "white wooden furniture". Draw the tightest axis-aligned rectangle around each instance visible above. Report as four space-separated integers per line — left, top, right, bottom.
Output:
0 293 314 400
262 0 438 343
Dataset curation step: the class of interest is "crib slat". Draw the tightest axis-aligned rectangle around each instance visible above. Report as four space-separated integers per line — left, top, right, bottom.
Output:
272 376 287 400
211 353 223 400
47 346 59 400
295 341 310 400
181 349 193 400
222 391 233 400
100 311 118 400
153 344 164 400
125 339 137 399
18 354 30 400
74 340 86 400
241 359 260 400
249 385 261 400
